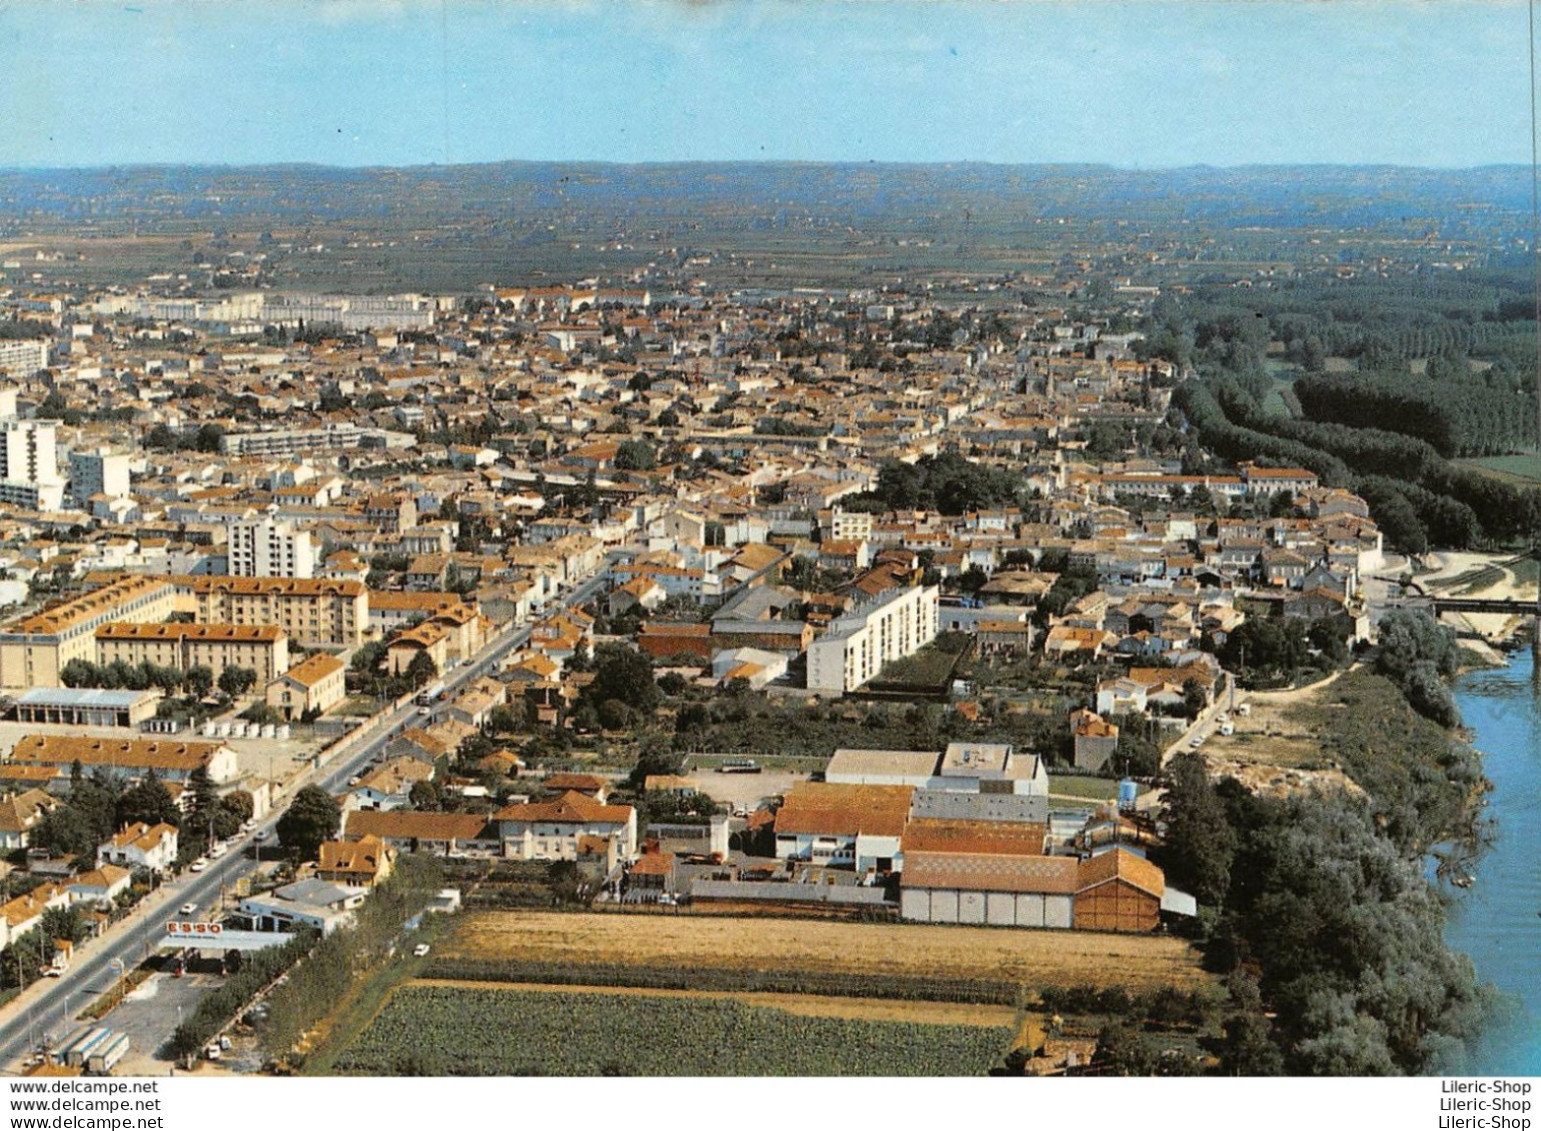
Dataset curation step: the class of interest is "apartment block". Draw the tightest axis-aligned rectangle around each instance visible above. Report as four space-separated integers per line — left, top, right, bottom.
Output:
68 449 132 506
218 423 365 458
0 340 48 377
177 576 367 648
0 420 65 511
806 585 940 695
228 516 317 579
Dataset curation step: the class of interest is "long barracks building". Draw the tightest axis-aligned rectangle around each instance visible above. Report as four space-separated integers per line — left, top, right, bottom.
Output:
0 573 366 689
0 576 179 689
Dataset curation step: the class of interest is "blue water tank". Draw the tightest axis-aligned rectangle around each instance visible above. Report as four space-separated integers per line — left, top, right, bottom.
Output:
1118 779 1139 810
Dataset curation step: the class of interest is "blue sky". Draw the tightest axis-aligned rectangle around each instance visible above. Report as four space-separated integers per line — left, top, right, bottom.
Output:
0 0 1529 168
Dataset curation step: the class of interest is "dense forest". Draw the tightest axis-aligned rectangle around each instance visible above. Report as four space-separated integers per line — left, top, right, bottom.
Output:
1156 613 1496 1076
1158 272 1541 553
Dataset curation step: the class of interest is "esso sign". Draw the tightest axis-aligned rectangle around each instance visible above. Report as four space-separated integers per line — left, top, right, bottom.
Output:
165 921 223 937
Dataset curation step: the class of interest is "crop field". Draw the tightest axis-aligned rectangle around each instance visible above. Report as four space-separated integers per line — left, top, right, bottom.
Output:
439 911 1212 995
332 985 1012 1076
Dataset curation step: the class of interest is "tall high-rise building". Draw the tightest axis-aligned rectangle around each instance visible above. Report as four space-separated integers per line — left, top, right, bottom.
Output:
68 448 132 506
228 515 318 579
0 420 64 511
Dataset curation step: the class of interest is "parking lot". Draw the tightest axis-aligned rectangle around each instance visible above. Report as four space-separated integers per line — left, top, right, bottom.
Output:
694 769 808 812
74 968 217 1076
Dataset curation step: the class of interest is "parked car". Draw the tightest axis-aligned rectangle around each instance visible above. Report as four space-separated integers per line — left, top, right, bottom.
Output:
412 944 431 957
189 858 209 872
179 902 199 916
253 831 269 842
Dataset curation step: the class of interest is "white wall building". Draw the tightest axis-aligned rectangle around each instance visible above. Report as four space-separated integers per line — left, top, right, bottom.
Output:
0 420 65 511
806 585 939 695
68 449 132 506
228 515 317 579
0 340 47 378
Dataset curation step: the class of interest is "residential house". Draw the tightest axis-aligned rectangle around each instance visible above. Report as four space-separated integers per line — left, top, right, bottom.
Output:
265 651 347 720
0 789 58 850
773 782 913 873
97 822 179 873
494 791 637 864
315 836 397 887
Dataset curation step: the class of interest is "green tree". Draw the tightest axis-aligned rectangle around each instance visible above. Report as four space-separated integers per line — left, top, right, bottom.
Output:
185 665 214 699
1156 752 1236 907
36 390 69 420
1181 678 1208 720
405 651 438 690
33 806 99 859
186 765 220 841
597 699 633 730
547 860 586 904
116 772 181 831
218 790 255 825
350 640 387 674
60 659 100 688
486 703 525 734
408 780 442 812
589 643 660 713
276 785 341 861
218 666 258 697
210 805 243 841
1219 1007 1285 1076
614 439 657 471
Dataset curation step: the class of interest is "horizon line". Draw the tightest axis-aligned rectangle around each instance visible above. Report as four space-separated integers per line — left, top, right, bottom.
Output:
0 159 1531 176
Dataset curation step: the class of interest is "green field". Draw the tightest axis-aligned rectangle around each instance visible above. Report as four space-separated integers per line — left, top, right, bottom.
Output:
1259 361 1299 418
1456 454 1541 485
333 985 1011 1076
1048 774 1120 801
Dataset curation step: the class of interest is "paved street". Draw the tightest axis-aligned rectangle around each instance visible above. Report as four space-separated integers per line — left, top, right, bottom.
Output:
0 562 616 1072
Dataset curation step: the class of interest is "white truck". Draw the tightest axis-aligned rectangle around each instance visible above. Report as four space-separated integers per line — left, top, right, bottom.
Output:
87 1033 130 1075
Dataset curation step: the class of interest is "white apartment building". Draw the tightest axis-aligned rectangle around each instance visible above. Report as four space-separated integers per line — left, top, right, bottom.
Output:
228 515 318 579
68 449 132 505
0 420 64 511
219 424 366 458
806 584 940 695
0 340 48 378
825 504 874 542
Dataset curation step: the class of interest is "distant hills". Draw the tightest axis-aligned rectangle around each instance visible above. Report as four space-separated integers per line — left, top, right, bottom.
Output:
0 162 1529 231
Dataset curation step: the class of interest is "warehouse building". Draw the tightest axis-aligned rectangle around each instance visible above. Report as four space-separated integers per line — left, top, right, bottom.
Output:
900 846 1190 933
12 687 161 728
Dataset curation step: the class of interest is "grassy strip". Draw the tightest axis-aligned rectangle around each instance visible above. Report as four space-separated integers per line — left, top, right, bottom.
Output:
420 956 1021 1006
1048 774 1120 800
297 914 453 1076
77 967 154 1022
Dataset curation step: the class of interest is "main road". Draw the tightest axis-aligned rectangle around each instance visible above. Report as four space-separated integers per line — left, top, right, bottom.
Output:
0 562 617 1070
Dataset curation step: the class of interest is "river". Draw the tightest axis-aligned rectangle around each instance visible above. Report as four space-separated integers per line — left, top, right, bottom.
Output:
1446 649 1541 1075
